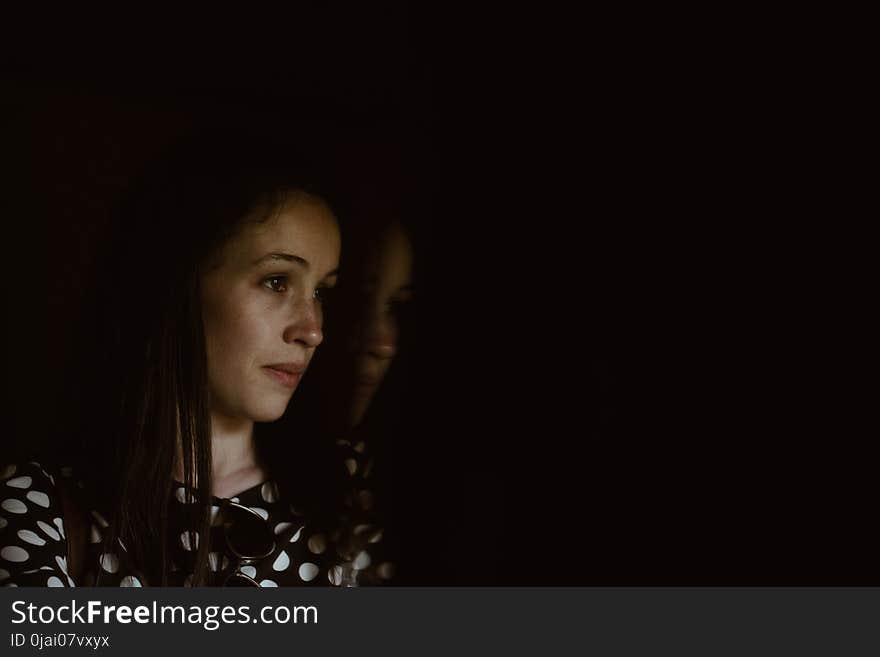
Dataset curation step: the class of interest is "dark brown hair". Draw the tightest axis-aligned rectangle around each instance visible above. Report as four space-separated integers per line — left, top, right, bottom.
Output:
53 131 350 585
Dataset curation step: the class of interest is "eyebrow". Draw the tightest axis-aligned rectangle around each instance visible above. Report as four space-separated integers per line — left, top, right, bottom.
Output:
363 276 414 292
253 252 340 279
253 252 308 267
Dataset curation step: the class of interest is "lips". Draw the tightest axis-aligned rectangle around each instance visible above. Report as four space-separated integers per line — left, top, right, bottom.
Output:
265 363 306 375
263 363 306 389
354 372 380 388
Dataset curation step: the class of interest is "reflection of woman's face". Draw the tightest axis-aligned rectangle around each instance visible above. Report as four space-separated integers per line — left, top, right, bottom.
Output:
200 191 340 424
350 223 413 426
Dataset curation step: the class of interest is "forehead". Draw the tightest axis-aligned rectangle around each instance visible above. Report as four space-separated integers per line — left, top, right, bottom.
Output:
220 192 341 268
368 224 413 287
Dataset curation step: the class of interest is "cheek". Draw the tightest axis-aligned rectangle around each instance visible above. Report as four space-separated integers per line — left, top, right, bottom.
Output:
203 296 272 376
372 359 393 387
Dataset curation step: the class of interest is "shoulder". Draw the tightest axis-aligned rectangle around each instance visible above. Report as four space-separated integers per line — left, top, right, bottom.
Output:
331 439 395 585
1 461 65 514
1 461 75 587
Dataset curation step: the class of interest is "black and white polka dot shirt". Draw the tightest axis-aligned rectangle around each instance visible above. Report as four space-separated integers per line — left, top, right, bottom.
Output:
1 444 393 587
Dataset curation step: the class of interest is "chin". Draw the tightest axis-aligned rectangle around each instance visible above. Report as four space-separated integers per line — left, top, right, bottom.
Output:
350 400 370 428
249 402 290 424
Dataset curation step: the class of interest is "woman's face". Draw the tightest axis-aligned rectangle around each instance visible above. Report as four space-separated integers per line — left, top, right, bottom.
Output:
350 223 414 426
200 191 341 424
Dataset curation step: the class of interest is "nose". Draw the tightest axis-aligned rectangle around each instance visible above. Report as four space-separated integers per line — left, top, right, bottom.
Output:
363 313 397 360
282 297 323 349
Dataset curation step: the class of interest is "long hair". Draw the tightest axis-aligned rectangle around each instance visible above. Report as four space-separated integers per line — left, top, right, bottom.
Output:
51 130 350 585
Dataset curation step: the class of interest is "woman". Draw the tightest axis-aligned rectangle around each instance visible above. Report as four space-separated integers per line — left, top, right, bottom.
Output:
1 132 375 586
339 221 416 429
314 201 417 585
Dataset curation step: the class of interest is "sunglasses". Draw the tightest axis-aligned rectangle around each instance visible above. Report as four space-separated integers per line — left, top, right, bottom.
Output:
214 499 276 587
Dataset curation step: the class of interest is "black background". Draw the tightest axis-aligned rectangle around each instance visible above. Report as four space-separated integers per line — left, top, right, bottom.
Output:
1 8 508 586
2 9 874 585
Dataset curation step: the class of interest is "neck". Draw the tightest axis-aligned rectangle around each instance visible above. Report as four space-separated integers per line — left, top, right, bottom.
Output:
209 413 258 480
173 412 263 486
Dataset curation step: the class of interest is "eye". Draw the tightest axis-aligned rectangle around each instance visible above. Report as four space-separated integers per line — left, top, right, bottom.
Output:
262 275 288 293
386 296 412 317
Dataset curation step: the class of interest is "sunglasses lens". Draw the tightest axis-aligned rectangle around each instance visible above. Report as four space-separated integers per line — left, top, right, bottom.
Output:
224 504 274 559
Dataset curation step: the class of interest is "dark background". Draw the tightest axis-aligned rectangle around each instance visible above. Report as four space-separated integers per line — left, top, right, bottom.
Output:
2 10 875 585
1 9 520 586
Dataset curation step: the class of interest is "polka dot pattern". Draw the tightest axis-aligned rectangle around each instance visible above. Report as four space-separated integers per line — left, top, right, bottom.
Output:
18 530 46 546
2 546 30 563
298 562 319 582
272 551 290 571
37 521 60 541
273 522 293 535
164 478 353 587
261 482 279 503
26 491 50 508
100 554 119 574
308 534 326 554
353 550 372 571
2 499 27 514
53 518 66 539
1 445 393 587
